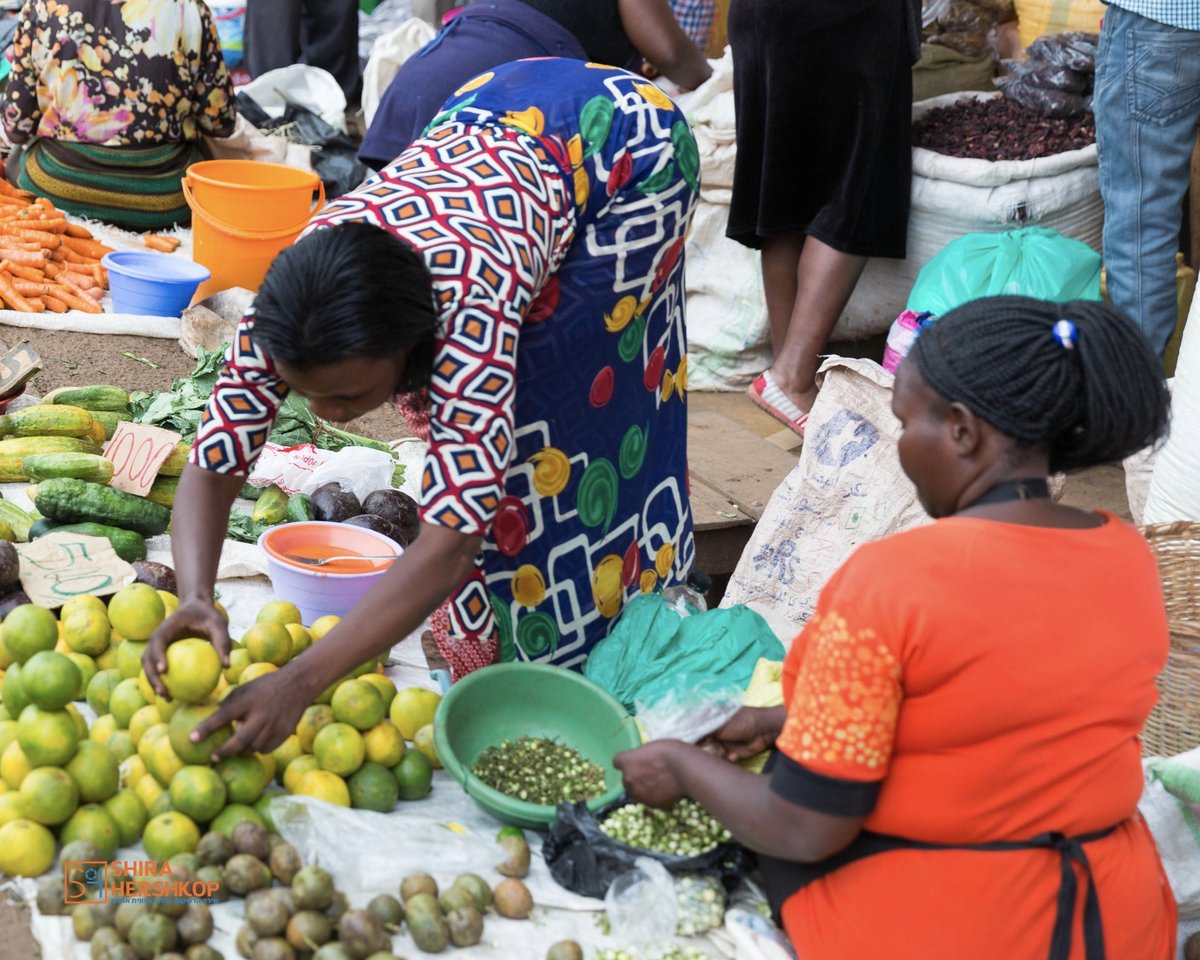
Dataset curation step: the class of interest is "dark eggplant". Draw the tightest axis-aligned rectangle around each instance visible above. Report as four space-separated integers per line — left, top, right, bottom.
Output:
309 483 362 523
342 514 402 545
362 489 418 546
133 560 178 594
0 587 31 617
0 541 17 593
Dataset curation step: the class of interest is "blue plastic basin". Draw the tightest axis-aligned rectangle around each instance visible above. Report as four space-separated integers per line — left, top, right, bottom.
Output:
101 251 211 318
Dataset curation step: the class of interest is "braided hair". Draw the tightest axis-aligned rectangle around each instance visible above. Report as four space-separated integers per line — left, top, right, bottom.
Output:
909 296 1169 473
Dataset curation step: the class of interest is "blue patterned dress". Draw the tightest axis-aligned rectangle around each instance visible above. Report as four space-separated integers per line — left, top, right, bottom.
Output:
192 58 698 677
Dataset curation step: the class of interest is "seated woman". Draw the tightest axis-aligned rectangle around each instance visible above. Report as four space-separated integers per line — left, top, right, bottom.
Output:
3 0 236 231
359 0 711 170
616 296 1178 959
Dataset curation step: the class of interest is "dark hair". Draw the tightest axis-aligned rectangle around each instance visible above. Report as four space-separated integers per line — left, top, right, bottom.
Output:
910 295 1169 472
251 221 439 393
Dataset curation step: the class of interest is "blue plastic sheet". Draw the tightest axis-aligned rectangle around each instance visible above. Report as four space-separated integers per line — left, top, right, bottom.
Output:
906 226 1102 317
583 594 784 713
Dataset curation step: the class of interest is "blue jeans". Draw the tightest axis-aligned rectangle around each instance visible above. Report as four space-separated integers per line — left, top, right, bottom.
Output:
1094 4 1200 357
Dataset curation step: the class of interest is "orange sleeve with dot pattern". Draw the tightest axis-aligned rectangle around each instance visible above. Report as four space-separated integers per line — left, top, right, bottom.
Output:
770 576 903 815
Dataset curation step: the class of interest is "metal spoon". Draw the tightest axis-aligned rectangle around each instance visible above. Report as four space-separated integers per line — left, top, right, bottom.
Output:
285 553 397 567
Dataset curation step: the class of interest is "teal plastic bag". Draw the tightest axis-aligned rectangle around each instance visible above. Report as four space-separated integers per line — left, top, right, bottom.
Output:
583 594 784 714
906 226 1101 316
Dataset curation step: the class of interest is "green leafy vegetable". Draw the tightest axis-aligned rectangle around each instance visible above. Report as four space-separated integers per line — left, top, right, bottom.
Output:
131 342 397 457
226 511 272 544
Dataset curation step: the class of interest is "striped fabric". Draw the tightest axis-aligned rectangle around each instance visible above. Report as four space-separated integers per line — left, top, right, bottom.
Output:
1106 0 1200 30
670 0 717 47
15 139 201 231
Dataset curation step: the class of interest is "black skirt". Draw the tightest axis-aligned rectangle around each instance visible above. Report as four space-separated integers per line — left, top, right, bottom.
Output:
726 0 915 258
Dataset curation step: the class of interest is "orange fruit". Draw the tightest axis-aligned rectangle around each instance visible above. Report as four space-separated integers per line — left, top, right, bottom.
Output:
18 766 79 825
313 723 365 777
330 680 384 731
294 770 350 807
0 818 56 876
21 651 81 710
107 584 166 642
162 639 222 704
389 688 441 740
142 811 200 863
242 622 292 667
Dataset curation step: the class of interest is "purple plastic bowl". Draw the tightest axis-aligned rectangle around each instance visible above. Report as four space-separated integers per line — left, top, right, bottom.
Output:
257 521 402 625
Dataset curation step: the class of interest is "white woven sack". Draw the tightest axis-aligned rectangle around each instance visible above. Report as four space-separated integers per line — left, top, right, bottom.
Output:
720 357 930 641
681 50 772 391
1138 748 1200 921
1145 292 1200 522
838 92 1103 340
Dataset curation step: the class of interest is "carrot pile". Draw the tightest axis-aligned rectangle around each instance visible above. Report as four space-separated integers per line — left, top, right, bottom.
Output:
0 179 114 314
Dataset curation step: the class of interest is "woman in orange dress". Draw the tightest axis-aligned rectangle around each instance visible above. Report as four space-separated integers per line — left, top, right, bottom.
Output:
615 295 1178 960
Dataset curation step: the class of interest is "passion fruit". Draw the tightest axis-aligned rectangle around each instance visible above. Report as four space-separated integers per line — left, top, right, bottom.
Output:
492 878 533 920
269 841 302 884
291 864 334 911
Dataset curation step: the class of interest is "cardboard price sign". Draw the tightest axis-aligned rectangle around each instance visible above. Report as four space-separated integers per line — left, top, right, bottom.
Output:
17 532 135 607
105 422 182 496
0 340 41 399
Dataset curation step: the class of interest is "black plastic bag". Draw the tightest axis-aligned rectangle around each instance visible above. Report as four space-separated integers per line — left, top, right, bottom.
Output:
1000 58 1090 93
994 76 1091 119
234 93 367 199
1027 32 1099 72
542 798 750 900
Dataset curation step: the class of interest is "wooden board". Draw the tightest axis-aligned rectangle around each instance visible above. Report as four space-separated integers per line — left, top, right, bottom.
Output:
687 409 799 521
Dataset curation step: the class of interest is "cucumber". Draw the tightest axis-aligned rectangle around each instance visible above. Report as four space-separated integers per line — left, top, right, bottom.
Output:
28 517 60 539
29 520 146 563
42 385 131 412
252 484 288 524
0 500 34 541
33 478 171 536
0 405 94 438
21 453 114 483
156 442 192 477
85 411 123 439
146 476 178 509
285 492 314 523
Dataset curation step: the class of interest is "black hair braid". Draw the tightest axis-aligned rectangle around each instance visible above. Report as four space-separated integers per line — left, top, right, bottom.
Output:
911 295 1169 472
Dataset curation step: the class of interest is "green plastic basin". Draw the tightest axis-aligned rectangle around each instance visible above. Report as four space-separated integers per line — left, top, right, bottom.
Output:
433 663 642 829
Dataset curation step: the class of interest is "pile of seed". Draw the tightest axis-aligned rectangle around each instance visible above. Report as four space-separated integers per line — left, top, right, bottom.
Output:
913 97 1095 161
600 799 731 858
471 736 607 805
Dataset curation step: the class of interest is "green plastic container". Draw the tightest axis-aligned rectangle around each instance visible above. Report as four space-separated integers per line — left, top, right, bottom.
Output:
434 663 642 829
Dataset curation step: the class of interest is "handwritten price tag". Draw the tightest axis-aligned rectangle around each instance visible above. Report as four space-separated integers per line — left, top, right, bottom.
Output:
106 422 182 497
17 532 135 607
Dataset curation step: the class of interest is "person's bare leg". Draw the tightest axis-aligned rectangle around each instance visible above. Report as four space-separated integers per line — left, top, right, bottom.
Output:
767 235 867 414
760 234 804 355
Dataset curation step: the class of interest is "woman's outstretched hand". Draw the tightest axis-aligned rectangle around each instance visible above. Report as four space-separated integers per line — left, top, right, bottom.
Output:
187 668 309 760
703 706 785 762
142 599 233 699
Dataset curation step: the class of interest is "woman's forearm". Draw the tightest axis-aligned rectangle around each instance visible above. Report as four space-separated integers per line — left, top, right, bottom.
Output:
280 523 482 703
669 746 864 863
172 463 245 603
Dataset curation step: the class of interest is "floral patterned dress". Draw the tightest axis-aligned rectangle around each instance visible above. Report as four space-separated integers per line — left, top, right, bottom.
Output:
2 0 235 229
192 58 699 678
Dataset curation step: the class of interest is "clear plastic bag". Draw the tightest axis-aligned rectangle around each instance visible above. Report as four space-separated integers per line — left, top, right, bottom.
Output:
674 873 726 936
300 446 396 502
635 675 743 744
606 857 679 948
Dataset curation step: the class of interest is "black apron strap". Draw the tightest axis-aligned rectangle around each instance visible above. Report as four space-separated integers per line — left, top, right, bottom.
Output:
758 825 1116 960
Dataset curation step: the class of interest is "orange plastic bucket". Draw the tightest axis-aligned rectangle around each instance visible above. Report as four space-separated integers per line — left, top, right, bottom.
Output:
183 160 324 300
